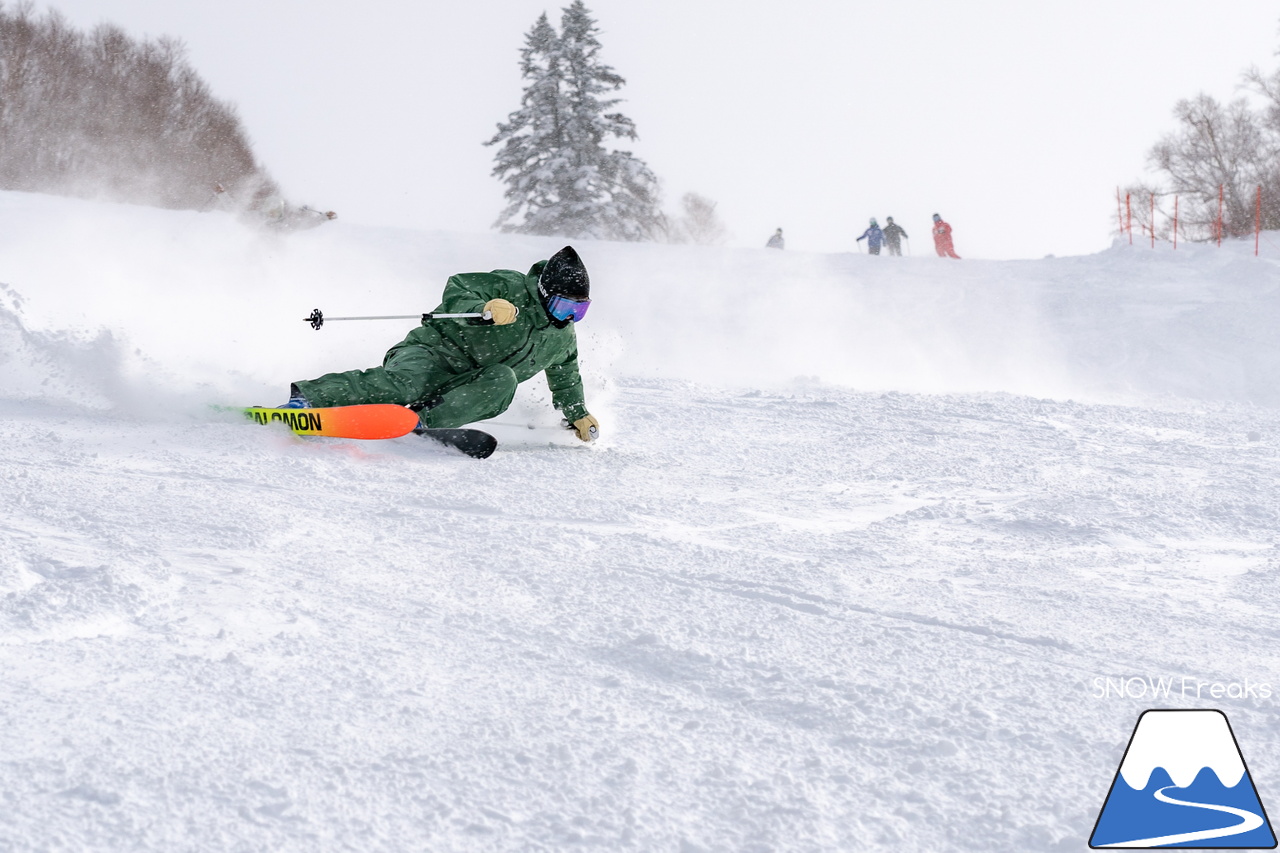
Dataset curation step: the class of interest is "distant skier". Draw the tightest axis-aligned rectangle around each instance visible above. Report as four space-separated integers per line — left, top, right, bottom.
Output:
288 206 338 230
283 245 600 442
766 228 785 249
883 217 908 256
201 182 229 212
931 213 960 259
259 196 287 227
249 196 337 232
856 218 885 255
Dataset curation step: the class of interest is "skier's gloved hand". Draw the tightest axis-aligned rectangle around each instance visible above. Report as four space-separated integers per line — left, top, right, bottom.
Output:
571 414 599 442
482 298 518 325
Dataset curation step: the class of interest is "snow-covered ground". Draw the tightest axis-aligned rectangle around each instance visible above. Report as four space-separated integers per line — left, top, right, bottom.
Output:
2 190 1279 851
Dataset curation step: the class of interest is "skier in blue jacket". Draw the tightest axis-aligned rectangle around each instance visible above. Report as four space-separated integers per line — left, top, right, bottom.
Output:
856 218 885 255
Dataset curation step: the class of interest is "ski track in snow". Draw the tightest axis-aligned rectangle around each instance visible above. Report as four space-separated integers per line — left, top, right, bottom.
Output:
0 192 1279 851
2 386 1279 851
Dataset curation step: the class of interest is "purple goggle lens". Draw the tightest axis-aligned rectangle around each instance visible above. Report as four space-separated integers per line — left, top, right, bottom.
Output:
547 294 590 323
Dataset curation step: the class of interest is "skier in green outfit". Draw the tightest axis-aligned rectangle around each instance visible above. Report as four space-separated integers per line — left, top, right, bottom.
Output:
284 245 600 442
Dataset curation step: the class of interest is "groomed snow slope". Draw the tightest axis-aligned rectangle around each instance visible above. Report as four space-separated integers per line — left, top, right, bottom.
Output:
1 191 1279 851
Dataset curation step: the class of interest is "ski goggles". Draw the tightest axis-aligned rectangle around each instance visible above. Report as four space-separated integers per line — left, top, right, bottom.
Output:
546 294 590 323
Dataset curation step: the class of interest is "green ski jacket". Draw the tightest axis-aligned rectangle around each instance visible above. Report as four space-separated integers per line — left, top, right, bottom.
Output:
387 261 587 421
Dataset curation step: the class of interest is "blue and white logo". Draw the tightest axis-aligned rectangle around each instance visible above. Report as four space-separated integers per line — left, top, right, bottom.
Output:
1091 710 1276 848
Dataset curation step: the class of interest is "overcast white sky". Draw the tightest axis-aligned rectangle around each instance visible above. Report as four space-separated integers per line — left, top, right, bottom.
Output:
37 1 1280 258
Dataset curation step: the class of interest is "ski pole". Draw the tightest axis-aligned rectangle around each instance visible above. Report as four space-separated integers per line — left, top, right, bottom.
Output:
303 307 502 330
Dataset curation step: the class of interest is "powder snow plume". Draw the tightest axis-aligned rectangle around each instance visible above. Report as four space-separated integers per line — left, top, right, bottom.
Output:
0 282 148 411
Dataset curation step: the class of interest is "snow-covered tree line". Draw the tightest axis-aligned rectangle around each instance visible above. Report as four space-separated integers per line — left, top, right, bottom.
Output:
487 2 726 245
1126 40 1280 240
0 2 276 210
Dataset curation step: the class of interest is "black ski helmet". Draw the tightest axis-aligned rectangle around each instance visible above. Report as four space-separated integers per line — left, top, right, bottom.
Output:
539 246 590 301
932 213 941 222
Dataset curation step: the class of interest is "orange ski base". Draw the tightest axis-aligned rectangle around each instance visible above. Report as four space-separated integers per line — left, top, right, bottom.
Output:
242 404 420 440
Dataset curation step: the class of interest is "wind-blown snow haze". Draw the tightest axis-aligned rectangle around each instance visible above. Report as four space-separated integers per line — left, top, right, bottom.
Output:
29 0 1280 258
2 191 1280 850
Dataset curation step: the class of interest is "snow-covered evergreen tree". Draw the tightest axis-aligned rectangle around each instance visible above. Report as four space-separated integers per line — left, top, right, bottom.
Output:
486 2 662 241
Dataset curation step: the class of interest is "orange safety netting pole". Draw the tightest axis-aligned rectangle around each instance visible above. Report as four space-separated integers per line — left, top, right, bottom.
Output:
1218 184 1224 247
1126 193 1132 245
1257 184 1262 257
1150 193 1156 248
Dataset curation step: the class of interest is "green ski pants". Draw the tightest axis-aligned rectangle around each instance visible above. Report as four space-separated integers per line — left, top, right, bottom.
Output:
294 346 518 429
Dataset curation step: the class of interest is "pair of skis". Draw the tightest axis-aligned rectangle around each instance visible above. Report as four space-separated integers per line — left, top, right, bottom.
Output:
239 404 497 459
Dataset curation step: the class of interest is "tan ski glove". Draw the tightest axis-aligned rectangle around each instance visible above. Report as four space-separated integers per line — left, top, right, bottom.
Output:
572 414 599 442
482 298 518 325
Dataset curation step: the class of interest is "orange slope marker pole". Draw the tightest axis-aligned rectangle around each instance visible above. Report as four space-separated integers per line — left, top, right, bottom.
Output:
1257 184 1263 257
1151 192 1156 249
1218 184 1224 247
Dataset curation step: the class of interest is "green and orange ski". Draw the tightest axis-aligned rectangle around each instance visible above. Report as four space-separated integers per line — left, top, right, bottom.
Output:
240 404 419 440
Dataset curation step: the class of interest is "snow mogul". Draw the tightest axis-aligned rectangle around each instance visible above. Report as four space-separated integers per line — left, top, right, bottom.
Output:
284 245 599 442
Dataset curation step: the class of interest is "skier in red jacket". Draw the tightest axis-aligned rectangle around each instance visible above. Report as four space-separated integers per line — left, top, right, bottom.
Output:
931 213 960 259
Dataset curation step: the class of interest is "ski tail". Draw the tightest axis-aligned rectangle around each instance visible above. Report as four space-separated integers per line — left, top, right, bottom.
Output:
414 427 498 459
